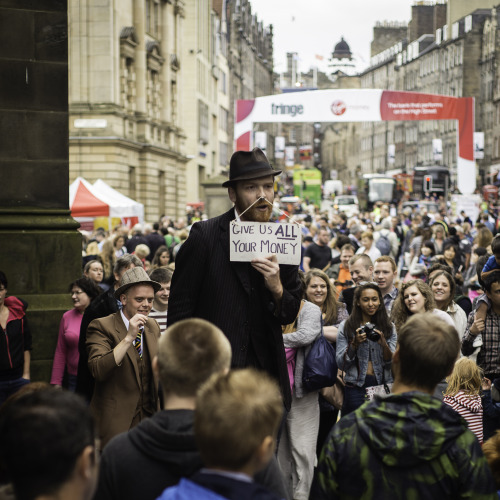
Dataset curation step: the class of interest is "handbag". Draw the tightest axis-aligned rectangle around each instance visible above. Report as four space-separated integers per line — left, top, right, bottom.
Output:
365 364 392 401
320 370 345 410
302 320 338 392
365 383 392 400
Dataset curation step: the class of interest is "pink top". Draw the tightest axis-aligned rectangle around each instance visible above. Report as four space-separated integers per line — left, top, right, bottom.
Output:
50 308 83 384
443 390 483 444
285 347 297 394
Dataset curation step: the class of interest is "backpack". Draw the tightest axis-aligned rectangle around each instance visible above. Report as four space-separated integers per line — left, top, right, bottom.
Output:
375 232 392 256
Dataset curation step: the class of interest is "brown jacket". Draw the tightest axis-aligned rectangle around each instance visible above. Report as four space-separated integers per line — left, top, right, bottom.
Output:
87 312 160 447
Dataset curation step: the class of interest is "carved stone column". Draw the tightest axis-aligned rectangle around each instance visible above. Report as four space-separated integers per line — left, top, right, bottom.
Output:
0 1 81 381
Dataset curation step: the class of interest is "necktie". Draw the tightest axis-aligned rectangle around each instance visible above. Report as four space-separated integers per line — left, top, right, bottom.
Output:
134 326 143 358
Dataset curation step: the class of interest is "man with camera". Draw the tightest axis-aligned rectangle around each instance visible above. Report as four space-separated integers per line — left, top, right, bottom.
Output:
313 314 497 499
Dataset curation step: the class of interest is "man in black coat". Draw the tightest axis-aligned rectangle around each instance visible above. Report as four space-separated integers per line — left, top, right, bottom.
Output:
168 148 301 411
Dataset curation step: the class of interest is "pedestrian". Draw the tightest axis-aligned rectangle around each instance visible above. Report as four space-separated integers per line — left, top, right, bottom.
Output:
0 271 32 405
278 273 322 500
0 389 98 500
168 147 301 412
311 314 497 499
50 277 100 391
430 270 467 338
336 282 396 416
443 357 483 443
157 369 284 500
391 279 455 333
75 254 142 402
87 267 162 447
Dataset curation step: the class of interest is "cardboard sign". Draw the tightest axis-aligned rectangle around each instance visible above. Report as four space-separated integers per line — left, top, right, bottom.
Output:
230 221 301 265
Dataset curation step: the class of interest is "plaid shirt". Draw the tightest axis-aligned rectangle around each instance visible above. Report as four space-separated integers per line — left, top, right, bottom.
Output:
463 310 500 375
383 287 398 315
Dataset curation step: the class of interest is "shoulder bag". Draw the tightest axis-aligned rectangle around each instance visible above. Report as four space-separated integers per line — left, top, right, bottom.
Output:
302 319 338 392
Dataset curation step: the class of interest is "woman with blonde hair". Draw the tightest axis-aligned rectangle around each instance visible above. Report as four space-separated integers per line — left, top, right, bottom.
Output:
133 244 150 267
304 269 347 340
303 269 348 455
278 272 323 500
443 358 483 443
390 279 455 333
100 239 116 282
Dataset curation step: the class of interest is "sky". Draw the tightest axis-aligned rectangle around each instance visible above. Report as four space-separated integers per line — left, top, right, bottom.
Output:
249 0 414 75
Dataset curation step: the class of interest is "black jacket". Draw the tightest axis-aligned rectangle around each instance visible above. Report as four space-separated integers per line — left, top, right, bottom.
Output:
168 209 302 411
75 288 118 400
0 297 31 379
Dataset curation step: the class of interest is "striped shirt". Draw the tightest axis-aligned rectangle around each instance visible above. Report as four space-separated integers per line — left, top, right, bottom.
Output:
443 391 483 443
149 308 167 335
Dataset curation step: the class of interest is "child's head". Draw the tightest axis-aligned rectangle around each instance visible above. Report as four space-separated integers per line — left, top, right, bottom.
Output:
421 240 435 257
156 319 232 397
444 358 483 397
492 235 500 265
483 430 500 488
194 368 283 473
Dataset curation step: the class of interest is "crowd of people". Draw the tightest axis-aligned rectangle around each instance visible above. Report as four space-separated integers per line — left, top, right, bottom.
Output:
2 147 500 499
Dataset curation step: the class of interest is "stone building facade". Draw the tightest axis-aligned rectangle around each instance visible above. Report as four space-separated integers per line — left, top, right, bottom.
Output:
69 0 274 220
327 1 500 189
69 0 188 221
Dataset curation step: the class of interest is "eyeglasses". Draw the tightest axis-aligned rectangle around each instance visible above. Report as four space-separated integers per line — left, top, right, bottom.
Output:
71 290 84 296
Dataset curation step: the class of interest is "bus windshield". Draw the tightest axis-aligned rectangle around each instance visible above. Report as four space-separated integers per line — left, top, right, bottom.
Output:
368 179 395 203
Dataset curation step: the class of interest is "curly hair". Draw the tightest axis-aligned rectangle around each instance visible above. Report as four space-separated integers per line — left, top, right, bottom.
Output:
344 283 392 342
390 279 436 332
304 269 339 325
429 270 455 311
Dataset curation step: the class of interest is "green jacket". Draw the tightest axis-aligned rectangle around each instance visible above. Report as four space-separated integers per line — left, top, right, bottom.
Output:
312 392 497 500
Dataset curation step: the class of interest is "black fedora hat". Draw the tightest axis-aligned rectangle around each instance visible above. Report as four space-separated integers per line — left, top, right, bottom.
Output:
222 147 282 188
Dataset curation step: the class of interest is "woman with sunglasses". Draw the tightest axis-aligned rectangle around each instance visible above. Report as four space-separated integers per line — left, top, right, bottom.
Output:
336 282 397 416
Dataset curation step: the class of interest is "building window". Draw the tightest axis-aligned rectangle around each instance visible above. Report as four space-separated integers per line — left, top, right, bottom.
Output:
145 0 160 37
147 70 161 120
158 170 165 216
220 71 227 94
198 100 209 144
120 57 136 113
219 141 228 167
219 106 228 133
129 166 136 199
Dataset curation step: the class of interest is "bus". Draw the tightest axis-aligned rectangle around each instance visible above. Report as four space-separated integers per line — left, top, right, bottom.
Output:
293 168 322 206
357 174 397 211
412 165 450 200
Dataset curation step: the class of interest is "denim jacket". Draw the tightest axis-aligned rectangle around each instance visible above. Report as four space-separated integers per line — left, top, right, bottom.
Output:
336 320 397 387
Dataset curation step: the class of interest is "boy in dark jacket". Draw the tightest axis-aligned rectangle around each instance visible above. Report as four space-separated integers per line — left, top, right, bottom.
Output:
157 368 284 500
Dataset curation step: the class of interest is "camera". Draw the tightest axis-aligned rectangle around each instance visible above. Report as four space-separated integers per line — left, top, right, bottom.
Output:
361 322 380 342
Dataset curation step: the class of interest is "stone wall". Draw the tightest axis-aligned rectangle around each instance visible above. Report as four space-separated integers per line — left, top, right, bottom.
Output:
0 0 81 382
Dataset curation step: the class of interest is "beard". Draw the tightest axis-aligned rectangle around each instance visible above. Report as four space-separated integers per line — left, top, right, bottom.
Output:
235 199 273 222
